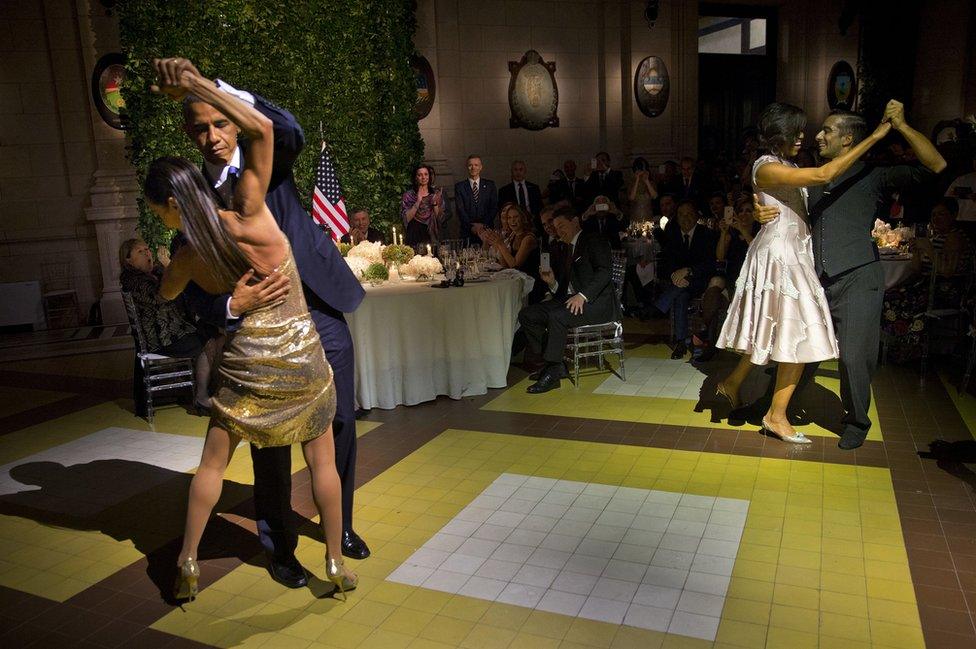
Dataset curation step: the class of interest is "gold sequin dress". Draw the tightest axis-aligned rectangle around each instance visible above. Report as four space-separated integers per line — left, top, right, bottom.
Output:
211 246 336 448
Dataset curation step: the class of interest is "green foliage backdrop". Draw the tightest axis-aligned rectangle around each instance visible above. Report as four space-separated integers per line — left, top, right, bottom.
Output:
118 0 424 248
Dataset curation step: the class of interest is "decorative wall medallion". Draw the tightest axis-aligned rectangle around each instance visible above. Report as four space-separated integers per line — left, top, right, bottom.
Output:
508 50 558 130
827 60 857 110
91 52 127 130
411 55 436 120
634 56 670 118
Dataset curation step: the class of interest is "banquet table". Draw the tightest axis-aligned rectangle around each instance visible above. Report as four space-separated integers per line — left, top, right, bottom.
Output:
345 276 525 409
880 252 916 289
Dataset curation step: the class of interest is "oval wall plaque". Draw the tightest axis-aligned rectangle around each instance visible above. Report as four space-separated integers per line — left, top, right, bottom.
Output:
634 56 670 118
508 50 559 130
410 54 436 120
827 60 857 110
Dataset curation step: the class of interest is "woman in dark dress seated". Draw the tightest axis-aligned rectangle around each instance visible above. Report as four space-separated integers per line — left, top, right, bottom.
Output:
118 238 214 410
401 164 447 248
480 204 545 303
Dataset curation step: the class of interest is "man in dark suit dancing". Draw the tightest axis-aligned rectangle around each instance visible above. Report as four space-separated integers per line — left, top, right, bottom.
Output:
498 160 543 218
170 57 370 588
454 154 498 242
519 207 620 393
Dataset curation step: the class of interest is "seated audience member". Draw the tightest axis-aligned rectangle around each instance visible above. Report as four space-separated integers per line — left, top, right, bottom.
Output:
945 152 976 226
697 196 761 361
499 160 542 217
539 205 571 280
402 164 447 246
629 157 658 224
658 192 677 226
518 208 619 392
119 238 214 411
584 152 625 205
657 160 682 197
883 197 976 360
480 204 545 303
548 160 585 211
653 200 717 359
581 195 626 248
705 192 728 230
677 156 707 206
340 208 385 245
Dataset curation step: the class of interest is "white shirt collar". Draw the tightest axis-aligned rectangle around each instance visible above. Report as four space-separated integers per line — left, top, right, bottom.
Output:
206 147 242 189
470 177 480 187
682 224 697 240
569 230 582 248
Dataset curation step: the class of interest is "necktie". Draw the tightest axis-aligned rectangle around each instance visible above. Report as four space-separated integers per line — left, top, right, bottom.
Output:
683 233 691 251
517 182 526 207
568 180 575 200
472 181 480 203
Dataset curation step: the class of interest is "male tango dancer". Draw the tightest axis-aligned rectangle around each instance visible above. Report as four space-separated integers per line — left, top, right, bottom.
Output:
751 100 945 449
166 56 371 587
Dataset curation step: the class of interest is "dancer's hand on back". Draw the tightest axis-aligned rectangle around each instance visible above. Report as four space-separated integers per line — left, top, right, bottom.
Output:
753 194 780 224
228 269 291 317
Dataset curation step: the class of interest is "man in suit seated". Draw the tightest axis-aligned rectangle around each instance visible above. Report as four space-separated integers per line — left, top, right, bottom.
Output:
339 208 384 245
518 207 619 393
454 154 498 242
499 160 543 219
654 200 717 359
583 152 625 206
539 205 570 279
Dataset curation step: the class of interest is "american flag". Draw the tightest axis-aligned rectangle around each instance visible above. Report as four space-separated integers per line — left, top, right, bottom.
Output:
311 142 349 240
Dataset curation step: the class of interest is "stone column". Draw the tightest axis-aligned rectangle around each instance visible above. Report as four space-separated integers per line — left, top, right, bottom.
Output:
75 0 140 324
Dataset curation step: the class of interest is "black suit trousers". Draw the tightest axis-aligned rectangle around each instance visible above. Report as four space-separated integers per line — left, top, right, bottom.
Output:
250 293 359 560
519 297 612 364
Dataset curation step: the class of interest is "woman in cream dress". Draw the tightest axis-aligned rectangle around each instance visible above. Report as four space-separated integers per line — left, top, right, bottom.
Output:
715 103 890 443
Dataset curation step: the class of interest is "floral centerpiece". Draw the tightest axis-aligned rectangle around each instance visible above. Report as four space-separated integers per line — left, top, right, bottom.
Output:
362 262 389 286
337 242 352 257
382 243 415 267
347 240 384 264
872 219 912 249
401 255 443 281
344 255 370 280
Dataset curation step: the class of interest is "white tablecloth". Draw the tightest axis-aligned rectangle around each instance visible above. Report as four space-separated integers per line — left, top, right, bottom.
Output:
880 254 916 289
345 277 524 409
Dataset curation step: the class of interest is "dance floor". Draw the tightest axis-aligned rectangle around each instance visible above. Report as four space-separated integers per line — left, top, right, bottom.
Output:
0 324 974 649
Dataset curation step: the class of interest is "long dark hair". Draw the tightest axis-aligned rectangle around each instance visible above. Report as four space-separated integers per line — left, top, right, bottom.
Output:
411 164 437 193
144 156 251 290
758 102 806 156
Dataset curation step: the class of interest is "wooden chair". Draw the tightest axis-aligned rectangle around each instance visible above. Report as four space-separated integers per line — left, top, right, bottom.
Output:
121 292 195 422
563 250 627 385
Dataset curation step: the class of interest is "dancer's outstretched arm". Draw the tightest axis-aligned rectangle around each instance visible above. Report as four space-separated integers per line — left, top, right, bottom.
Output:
885 100 947 173
757 121 891 188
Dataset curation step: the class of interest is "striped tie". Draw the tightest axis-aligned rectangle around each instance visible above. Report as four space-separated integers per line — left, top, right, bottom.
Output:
472 181 480 203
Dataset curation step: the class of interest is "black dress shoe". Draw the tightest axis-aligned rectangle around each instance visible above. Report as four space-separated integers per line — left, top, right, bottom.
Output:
838 430 865 450
696 346 718 362
670 342 688 360
529 364 569 381
342 529 371 560
267 553 308 589
527 370 561 393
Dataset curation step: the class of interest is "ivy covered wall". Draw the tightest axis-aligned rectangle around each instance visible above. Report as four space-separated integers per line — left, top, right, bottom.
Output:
118 0 424 247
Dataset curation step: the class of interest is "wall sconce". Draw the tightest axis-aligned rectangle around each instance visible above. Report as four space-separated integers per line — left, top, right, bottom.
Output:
644 0 660 28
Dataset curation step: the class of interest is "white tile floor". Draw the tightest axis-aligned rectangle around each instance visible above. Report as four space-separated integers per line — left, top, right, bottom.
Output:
387 473 750 641
0 427 205 512
593 357 708 400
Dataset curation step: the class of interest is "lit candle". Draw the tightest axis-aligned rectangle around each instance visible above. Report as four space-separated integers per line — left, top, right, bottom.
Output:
392 226 397 246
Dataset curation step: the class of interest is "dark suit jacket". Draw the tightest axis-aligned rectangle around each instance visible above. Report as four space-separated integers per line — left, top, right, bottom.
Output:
660 224 717 294
185 90 365 328
340 227 384 245
676 173 708 205
554 232 619 321
583 169 625 205
808 162 934 278
582 212 625 248
547 177 585 209
454 178 498 238
498 181 543 217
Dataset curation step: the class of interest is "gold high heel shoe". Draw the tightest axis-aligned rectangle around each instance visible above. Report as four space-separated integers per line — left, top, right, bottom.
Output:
326 556 358 601
174 558 200 601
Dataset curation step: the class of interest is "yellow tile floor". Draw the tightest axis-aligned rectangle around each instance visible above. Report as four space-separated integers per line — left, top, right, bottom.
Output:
485 345 882 441
152 429 921 649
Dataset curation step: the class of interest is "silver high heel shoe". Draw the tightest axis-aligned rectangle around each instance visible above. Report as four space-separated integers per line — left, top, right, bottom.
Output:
761 418 812 445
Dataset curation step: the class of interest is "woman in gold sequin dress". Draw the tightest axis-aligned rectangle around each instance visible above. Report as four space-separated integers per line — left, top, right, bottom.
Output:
143 59 356 600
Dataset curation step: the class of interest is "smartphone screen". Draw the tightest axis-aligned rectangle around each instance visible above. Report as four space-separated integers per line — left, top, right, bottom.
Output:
540 252 551 272
723 205 734 223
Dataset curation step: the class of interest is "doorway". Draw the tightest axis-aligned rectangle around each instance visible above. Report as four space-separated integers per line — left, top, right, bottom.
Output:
698 5 777 162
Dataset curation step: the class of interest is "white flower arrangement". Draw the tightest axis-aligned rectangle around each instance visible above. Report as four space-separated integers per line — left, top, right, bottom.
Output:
344 255 370 280
402 255 443 280
346 240 385 264
871 219 912 249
